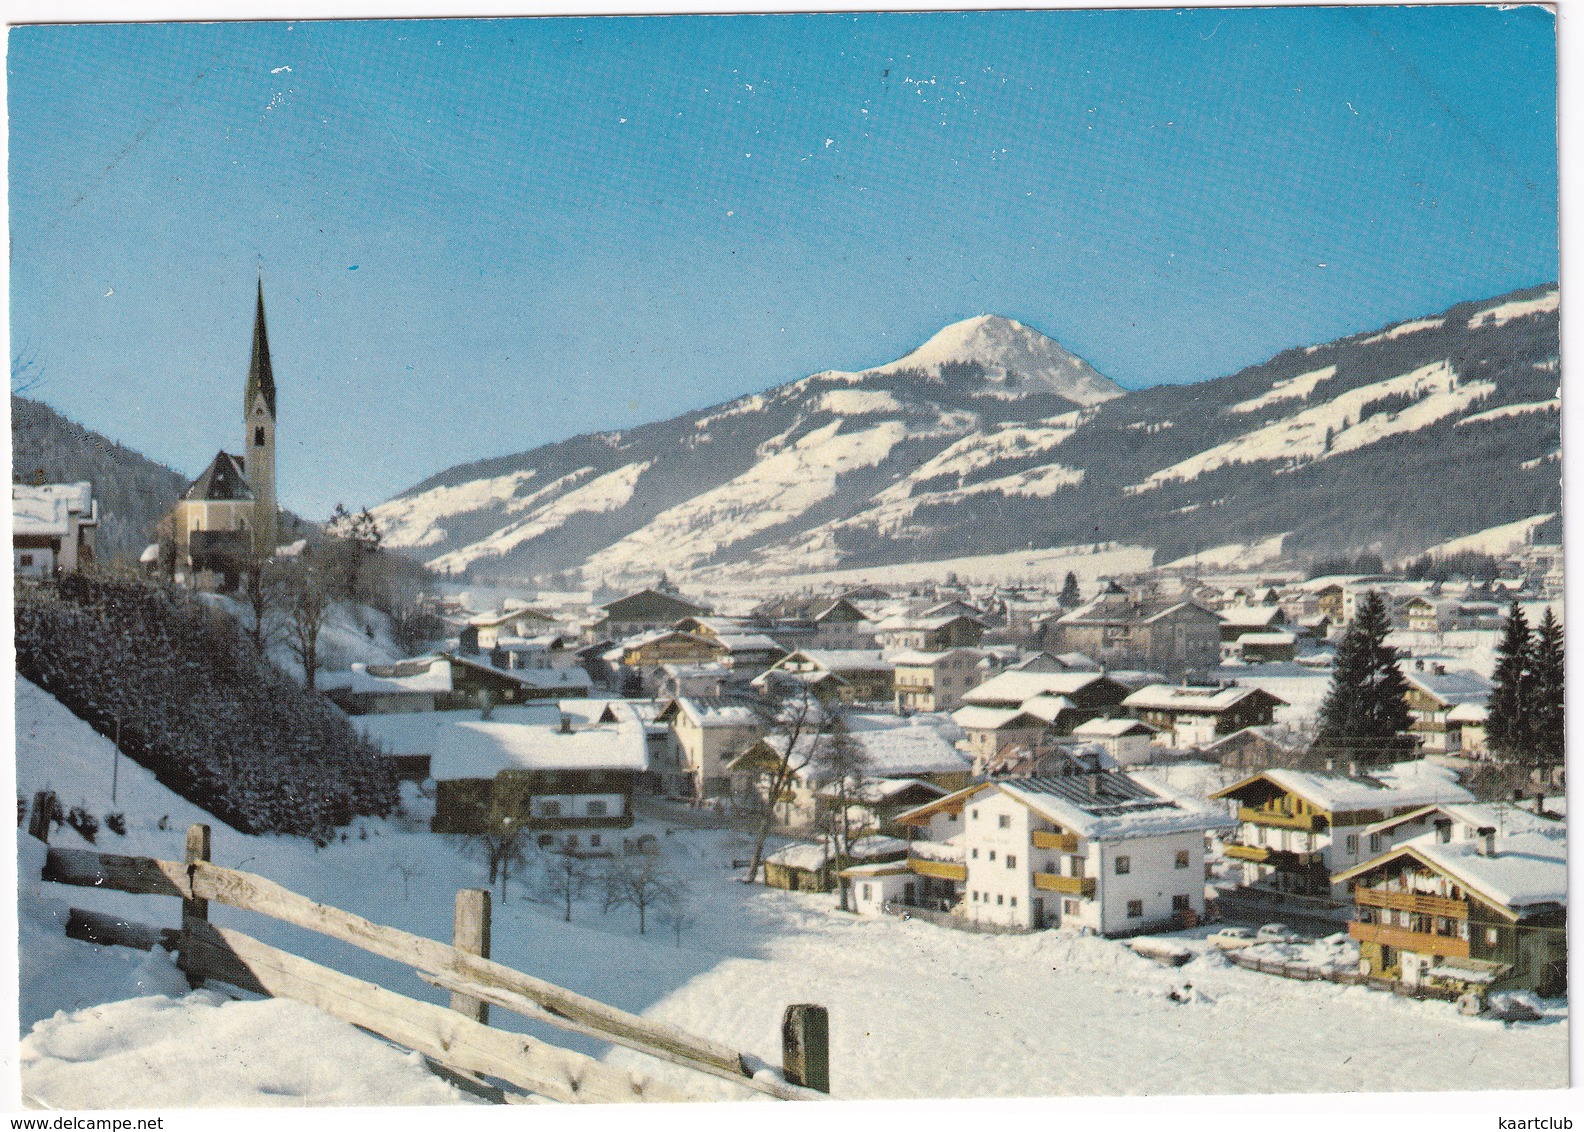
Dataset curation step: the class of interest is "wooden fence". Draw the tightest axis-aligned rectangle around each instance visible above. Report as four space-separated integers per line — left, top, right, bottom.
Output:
31 796 828 1105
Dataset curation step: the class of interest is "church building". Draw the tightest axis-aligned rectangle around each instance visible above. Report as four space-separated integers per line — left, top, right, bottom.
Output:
158 277 281 589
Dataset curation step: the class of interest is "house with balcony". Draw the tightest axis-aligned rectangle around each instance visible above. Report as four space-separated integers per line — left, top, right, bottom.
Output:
850 756 1230 934
1209 762 1474 896
1401 665 1491 754
355 699 649 852
590 588 710 640
756 649 896 704
1356 800 1562 855
874 606 988 652
655 696 763 799
1121 683 1286 749
892 648 990 712
1332 824 1566 997
1047 592 1222 677
13 481 98 578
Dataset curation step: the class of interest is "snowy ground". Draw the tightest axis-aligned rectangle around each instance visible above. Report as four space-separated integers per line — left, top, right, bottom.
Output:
11 677 1569 1107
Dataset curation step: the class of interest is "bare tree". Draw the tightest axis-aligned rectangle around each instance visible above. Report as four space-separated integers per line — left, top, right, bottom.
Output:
240 549 286 654
322 503 384 601
539 848 594 922
281 557 333 690
468 774 534 898
739 677 836 885
656 878 694 947
811 709 873 910
389 858 425 901
604 851 681 935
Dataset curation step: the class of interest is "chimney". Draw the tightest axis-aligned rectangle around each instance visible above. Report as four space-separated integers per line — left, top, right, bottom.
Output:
559 714 573 734
1416 658 1425 671
1324 757 1335 773
1433 817 1453 844
1088 773 1103 797
1534 789 1546 817
1433 663 1446 676
1475 825 1496 856
1347 760 1359 778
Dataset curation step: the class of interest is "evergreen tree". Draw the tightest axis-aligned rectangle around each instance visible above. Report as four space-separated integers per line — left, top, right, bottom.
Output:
1486 600 1532 761
1312 590 1414 767
1059 572 1081 607
1526 606 1564 773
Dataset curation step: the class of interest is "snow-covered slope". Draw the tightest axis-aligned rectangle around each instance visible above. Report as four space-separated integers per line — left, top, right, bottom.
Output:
372 283 1560 582
14 677 1568 1105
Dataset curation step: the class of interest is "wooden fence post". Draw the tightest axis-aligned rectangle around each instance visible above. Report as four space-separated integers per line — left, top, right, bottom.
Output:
451 889 492 1024
179 824 212 986
781 1004 829 1094
27 791 56 843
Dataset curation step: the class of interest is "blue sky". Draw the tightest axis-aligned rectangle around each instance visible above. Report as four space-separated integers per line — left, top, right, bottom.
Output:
8 6 1559 520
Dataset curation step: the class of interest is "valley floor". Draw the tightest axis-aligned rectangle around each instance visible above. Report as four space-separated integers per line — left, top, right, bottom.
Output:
12 677 1569 1107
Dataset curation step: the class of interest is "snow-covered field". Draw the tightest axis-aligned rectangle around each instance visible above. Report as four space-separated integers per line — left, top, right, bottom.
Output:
1423 514 1559 559
11 677 1569 1107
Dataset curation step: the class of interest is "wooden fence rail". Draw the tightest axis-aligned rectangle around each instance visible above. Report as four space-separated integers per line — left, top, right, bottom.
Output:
42 823 829 1104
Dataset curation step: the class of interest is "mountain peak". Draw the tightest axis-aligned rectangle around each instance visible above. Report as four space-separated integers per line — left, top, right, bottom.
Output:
872 313 1124 406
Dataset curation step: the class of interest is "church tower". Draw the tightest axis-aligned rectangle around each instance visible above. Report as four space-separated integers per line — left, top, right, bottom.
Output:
244 276 278 554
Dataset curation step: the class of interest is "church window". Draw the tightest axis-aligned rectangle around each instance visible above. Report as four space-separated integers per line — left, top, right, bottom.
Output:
254 427 266 446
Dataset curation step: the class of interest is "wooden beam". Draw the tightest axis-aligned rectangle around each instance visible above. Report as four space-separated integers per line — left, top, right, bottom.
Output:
418 972 825 1103
208 926 689 1104
27 791 56 844
781 1004 830 1094
180 824 212 986
40 845 758 1089
451 889 491 1024
64 908 179 953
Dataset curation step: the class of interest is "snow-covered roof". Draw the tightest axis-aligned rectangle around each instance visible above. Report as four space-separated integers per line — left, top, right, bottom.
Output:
1402 668 1491 706
713 633 784 653
766 835 908 872
1020 694 1079 723
1345 827 1567 914
782 649 893 672
1447 702 1489 723
1122 684 1286 713
12 482 95 537
665 696 760 729
1360 801 1562 840
962 670 1111 706
349 657 452 695
817 777 948 804
1071 717 1158 738
1236 631 1297 646
888 647 984 667
354 699 648 779
951 705 1040 732
1219 605 1286 628
900 772 1230 841
845 714 973 776
1216 760 1473 813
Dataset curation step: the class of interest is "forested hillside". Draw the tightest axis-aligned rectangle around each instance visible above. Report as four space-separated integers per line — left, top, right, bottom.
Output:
14 574 399 842
11 395 188 562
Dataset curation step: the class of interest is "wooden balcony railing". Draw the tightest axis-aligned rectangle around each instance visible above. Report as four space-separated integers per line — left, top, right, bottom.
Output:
1238 806 1325 832
1224 843 1271 863
908 857 967 882
1355 888 1467 920
1032 872 1096 898
1032 830 1079 852
1223 843 1322 868
1348 920 1469 958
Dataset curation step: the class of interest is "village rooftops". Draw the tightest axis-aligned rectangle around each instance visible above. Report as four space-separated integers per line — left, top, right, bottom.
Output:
950 705 1045 732
1212 761 1474 815
1401 667 1492 706
845 712 972 776
1056 596 1210 625
816 777 948 805
348 657 452 695
896 771 1230 841
354 699 648 780
1334 827 1567 915
598 588 709 621
656 696 760 728
1217 605 1288 628
1019 693 1080 723
1071 717 1158 738
887 647 984 667
12 482 97 536
961 670 1119 706
767 835 910 873
1359 801 1563 842
1121 683 1287 713
776 649 894 671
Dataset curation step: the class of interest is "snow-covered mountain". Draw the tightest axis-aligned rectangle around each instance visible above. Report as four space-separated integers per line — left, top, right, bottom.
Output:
374 287 1561 584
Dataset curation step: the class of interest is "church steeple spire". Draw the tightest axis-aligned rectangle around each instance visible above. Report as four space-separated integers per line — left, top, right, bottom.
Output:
245 273 276 421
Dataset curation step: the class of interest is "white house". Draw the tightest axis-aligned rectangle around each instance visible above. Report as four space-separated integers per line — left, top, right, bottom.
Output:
655 696 763 799
1069 717 1159 765
859 757 1230 935
891 648 988 713
13 481 98 577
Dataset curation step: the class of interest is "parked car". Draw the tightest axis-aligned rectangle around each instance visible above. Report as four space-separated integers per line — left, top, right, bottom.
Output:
1255 923 1301 944
1208 927 1256 950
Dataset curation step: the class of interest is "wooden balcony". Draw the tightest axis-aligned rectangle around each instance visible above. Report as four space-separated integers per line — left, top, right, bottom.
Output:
1032 872 1096 898
1223 843 1321 868
1238 806 1324 832
1032 830 1079 852
1225 843 1271 863
1349 920 1469 958
1356 888 1467 920
909 857 967 882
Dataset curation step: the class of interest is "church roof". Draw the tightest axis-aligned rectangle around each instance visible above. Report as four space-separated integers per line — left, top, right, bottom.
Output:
184 451 254 502
245 277 277 420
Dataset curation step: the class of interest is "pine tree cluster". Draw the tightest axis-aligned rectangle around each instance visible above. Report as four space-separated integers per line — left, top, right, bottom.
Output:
1312 590 1415 767
15 573 398 842
1486 601 1564 770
